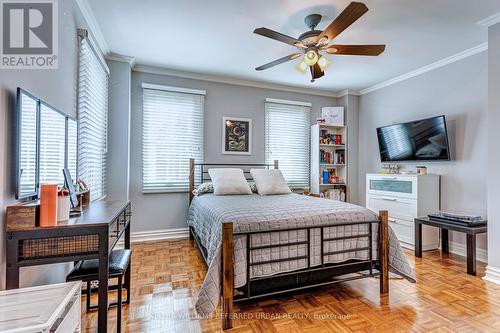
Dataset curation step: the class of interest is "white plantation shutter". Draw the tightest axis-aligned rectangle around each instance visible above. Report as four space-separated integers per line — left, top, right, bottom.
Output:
265 100 311 188
39 104 66 185
142 85 204 193
77 38 109 200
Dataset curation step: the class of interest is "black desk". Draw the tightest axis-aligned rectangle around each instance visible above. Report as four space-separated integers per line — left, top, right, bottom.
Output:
6 200 131 333
414 217 486 276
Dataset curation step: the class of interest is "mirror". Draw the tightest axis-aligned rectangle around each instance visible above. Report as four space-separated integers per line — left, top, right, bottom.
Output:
67 117 78 179
16 89 38 199
39 102 66 185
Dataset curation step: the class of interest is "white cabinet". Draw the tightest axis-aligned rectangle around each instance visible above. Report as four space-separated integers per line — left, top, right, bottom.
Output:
0 281 81 333
366 173 440 250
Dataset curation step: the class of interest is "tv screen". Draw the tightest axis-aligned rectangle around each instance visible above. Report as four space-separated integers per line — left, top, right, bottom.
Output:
377 115 450 162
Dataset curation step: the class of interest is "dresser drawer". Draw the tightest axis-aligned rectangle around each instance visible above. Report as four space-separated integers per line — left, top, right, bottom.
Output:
366 194 417 221
367 176 417 199
388 217 414 246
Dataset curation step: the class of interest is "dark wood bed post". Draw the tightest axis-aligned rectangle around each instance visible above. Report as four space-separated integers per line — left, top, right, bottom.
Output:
188 158 195 240
221 222 234 330
379 210 389 294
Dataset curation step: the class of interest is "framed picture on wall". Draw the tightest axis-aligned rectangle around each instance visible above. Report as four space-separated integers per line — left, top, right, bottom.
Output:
222 117 252 155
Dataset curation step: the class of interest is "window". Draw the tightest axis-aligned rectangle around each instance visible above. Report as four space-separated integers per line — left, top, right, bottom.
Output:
67 118 78 179
39 103 66 185
77 37 109 200
142 84 205 193
265 99 311 188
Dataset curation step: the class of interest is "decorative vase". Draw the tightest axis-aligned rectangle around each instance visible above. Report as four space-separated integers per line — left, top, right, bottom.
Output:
57 196 71 222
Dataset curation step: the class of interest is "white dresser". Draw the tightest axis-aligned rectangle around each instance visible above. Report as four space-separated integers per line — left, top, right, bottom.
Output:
0 281 81 333
366 173 440 250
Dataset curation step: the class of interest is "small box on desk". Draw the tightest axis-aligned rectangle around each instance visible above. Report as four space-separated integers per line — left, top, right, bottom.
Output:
6 202 39 231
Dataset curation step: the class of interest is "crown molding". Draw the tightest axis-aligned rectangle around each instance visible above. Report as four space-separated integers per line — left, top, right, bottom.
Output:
337 89 360 97
359 43 488 95
133 64 344 98
106 53 136 67
477 12 500 27
75 0 110 55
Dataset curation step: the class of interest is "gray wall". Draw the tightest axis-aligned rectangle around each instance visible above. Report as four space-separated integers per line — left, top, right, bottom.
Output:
130 71 341 232
487 23 500 269
107 60 132 201
0 0 87 289
358 51 488 253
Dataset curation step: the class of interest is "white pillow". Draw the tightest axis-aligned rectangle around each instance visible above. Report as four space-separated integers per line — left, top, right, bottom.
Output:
208 168 252 195
250 169 291 195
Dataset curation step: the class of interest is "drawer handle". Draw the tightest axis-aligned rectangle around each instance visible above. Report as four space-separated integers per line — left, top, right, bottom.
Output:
382 197 397 202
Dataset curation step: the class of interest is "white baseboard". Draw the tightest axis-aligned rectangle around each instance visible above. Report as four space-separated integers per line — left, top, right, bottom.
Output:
447 241 488 263
118 227 189 245
484 265 500 285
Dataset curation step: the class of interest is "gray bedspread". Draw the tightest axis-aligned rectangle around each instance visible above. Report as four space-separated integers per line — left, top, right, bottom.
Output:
186 193 415 315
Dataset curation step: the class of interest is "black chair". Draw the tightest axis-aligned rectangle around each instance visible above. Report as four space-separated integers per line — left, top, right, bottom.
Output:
67 249 131 333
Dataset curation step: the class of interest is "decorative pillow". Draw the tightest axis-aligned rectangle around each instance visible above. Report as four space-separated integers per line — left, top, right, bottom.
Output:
192 181 258 196
250 169 291 195
192 182 214 196
208 168 252 195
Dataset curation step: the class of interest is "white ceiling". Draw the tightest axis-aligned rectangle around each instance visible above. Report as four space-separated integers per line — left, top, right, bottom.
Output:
86 0 500 92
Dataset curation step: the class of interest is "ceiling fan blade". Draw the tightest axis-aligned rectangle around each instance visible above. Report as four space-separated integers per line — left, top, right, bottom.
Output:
318 2 368 43
326 44 386 56
254 27 301 46
310 63 325 82
255 53 302 71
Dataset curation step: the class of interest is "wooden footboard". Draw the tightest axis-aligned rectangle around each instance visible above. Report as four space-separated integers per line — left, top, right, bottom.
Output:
220 210 390 330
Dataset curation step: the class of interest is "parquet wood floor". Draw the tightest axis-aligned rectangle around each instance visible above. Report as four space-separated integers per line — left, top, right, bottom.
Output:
81 239 500 333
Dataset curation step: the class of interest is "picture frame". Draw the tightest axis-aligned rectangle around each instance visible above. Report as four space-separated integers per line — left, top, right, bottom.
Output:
222 117 252 155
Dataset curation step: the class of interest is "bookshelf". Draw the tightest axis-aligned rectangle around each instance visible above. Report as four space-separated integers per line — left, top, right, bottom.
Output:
310 123 348 201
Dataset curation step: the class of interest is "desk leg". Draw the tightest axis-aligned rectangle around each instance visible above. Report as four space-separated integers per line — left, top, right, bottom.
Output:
98 230 109 333
6 235 19 289
441 229 449 253
466 234 476 276
125 220 131 303
415 221 422 258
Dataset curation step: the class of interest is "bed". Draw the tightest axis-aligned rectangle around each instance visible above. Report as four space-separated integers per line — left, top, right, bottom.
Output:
186 159 415 330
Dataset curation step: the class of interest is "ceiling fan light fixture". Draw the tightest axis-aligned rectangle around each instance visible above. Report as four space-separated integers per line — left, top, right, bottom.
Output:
296 60 308 72
304 49 319 66
317 56 332 70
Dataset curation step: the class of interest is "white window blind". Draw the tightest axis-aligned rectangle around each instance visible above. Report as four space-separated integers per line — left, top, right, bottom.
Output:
77 38 109 200
39 104 66 185
67 118 78 179
18 93 38 196
265 101 311 188
142 86 204 193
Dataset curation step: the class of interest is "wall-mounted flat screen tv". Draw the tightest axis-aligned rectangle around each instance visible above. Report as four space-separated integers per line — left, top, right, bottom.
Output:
377 115 450 162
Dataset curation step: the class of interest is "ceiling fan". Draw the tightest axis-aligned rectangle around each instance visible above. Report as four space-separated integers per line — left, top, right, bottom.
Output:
253 1 385 82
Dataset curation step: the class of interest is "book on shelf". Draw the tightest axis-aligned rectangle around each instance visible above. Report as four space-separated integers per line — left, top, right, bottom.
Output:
320 150 345 164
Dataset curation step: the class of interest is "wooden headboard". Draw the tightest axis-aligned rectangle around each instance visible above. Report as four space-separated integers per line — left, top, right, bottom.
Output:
188 158 278 202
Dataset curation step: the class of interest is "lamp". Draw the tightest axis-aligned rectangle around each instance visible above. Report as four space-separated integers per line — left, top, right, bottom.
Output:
296 60 308 72
303 49 319 66
317 56 332 70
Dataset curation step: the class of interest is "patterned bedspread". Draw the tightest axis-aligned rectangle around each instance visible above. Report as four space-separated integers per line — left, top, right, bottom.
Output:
186 193 415 315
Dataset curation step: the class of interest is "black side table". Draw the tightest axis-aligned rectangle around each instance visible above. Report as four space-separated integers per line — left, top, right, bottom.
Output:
414 217 487 276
